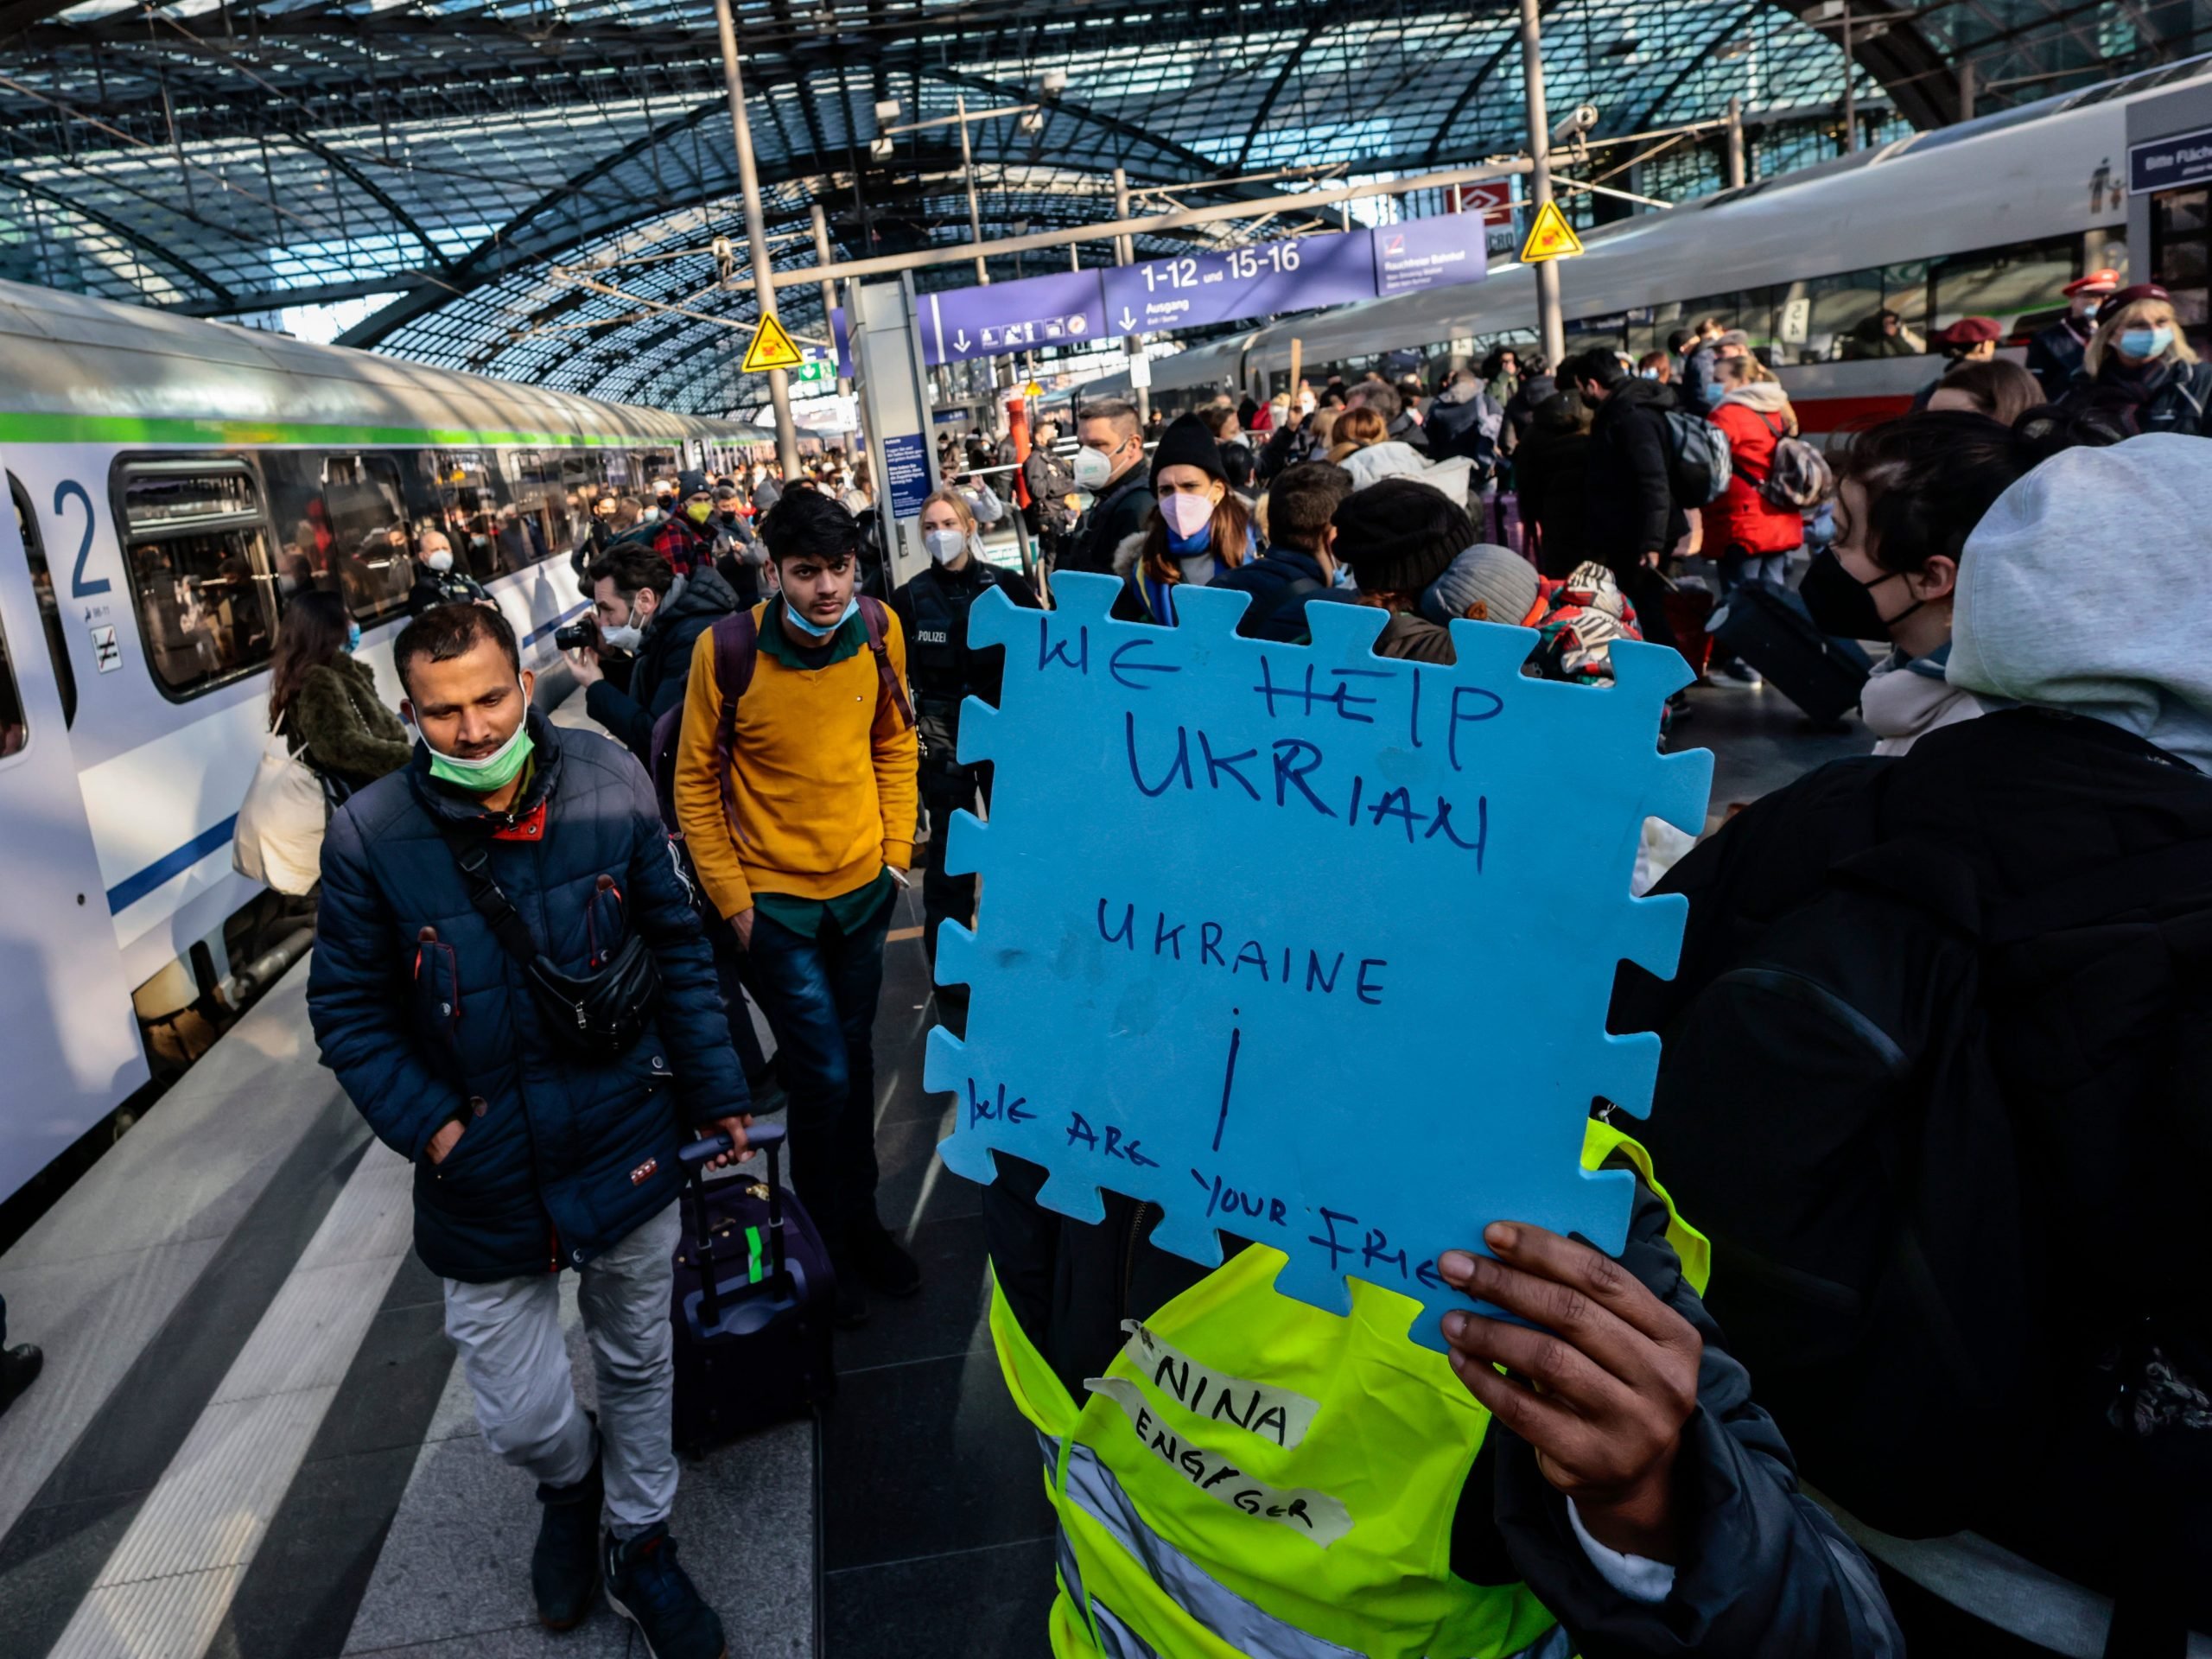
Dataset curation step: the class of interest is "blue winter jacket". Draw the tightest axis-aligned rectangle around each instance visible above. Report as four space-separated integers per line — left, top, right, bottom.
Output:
308 710 747 1281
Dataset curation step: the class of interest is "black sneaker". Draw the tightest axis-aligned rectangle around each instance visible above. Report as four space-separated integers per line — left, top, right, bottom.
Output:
604 1523 728 1659
532 1442 603 1630
0 1345 41 1416
849 1226 922 1300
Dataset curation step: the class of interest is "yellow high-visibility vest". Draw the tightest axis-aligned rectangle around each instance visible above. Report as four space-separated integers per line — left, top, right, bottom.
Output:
988 1122 1710 1659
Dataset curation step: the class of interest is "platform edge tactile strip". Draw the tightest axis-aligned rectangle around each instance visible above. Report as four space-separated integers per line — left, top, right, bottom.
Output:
48 1143 413 1659
48 1564 248 1659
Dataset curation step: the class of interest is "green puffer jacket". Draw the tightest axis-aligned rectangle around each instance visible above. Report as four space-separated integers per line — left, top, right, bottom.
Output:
288 655 414 789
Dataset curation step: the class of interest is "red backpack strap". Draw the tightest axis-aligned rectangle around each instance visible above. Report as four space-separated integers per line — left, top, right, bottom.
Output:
709 607 761 842
857 596 916 732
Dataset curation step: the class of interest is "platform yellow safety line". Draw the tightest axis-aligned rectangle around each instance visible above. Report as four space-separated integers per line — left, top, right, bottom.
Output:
48 1141 415 1659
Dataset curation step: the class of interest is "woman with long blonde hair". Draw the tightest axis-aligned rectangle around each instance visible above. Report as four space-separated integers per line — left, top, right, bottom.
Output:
2061 283 2212 436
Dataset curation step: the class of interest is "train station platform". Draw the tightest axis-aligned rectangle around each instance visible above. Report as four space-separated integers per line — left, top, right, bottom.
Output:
0 681 1866 1659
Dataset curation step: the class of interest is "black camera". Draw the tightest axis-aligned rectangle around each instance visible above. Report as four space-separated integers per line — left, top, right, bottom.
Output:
553 617 598 652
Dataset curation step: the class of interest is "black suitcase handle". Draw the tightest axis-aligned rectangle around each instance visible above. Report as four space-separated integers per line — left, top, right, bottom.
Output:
682 1124 792 1332
678 1121 785 1168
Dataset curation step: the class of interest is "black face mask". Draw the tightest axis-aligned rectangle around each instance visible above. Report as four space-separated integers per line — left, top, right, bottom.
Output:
1799 549 1917 640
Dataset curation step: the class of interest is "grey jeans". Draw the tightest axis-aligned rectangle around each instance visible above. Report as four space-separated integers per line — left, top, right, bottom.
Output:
442 1202 680 1535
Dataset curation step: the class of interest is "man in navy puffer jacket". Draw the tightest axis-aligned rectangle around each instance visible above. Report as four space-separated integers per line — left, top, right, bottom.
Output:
309 601 745 1659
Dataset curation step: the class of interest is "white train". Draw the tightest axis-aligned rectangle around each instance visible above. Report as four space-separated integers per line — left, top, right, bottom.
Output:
0 280 786 1209
1084 56 2212 442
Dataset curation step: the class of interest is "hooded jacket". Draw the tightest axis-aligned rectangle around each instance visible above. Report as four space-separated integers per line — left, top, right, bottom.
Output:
582 564 741 768
1338 440 1475 505
286 653 412 789
1585 378 1687 569
1703 384 1808 558
308 711 745 1281
1948 434 2212 772
1860 643 1990 756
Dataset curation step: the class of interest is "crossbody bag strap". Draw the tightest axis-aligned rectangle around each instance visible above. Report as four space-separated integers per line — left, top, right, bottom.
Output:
858 595 917 731
442 831 544 969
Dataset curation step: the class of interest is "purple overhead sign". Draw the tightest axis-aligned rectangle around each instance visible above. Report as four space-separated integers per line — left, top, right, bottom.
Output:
1370 213 1489 296
886 213 1489 367
923 270 1107 367
1099 227 1377 336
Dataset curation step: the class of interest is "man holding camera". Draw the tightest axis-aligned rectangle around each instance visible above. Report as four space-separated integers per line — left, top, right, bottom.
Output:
308 601 747 1659
566 547 741 772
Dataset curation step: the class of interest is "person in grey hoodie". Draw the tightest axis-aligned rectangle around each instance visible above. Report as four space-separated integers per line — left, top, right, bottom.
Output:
1948 431 2212 767
1618 429 2212 1647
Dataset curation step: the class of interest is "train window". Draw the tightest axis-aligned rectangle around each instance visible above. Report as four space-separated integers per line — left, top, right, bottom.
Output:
1928 238 2079 339
10 475 76 728
1808 268 1921 362
118 461 278 701
429 449 505 584
500 450 569 567
2152 189 2209 339
318 455 416 623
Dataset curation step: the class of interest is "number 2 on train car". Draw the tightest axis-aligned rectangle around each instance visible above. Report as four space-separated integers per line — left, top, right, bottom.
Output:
56 479 108 599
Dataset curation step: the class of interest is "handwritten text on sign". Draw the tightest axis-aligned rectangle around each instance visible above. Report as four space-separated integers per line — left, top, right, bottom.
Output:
925 574 1709 1348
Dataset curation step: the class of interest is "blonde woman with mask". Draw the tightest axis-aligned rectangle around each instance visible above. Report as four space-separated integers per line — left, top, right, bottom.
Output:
889 487 1041 979
2059 283 2212 436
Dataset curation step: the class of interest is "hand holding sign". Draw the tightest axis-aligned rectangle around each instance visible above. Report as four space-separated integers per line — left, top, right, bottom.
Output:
1439 1224 1701 1560
925 572 1709 1351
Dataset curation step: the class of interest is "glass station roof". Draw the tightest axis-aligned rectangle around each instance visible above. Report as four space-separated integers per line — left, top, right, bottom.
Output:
0 0 2191 412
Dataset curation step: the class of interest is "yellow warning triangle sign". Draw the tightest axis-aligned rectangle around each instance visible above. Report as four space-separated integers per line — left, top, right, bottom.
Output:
1518 200 1586 264
741 313 805 374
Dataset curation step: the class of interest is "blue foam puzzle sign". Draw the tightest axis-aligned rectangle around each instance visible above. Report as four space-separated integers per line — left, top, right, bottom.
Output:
925 574 1711 1349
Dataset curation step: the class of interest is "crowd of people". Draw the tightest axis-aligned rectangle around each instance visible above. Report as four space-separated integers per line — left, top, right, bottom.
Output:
226 276 2212 1659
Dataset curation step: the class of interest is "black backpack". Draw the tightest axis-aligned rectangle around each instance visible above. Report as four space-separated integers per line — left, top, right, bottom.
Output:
1626 723 2212 1550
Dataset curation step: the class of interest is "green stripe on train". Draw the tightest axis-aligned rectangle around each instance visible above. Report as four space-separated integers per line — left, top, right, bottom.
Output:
0 411 705 448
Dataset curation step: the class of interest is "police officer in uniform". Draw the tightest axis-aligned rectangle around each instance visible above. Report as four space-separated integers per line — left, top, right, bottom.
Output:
2028 267 2120 400
889 486 1041 988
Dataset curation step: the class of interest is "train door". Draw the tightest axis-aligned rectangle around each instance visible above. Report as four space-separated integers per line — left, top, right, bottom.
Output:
0 467 149 1195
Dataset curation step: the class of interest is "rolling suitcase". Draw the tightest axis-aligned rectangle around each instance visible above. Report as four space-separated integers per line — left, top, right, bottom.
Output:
671 1124 836 1457
1709 582 1873 725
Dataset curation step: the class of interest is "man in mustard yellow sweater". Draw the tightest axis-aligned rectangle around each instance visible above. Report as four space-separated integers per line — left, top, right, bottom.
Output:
672 489 922 1323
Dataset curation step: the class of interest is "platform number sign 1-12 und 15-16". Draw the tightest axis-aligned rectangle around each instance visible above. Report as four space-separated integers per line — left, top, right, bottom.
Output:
925 572 1710 1352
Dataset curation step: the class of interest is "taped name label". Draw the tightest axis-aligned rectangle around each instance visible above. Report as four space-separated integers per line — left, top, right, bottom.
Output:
1084 1376 1352 1548
1120 1319 1319 1449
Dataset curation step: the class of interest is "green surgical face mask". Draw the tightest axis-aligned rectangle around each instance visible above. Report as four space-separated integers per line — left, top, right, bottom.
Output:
427 703 534 793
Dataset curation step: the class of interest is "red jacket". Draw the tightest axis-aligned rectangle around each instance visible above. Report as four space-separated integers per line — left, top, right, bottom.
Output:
1702 398 1807 557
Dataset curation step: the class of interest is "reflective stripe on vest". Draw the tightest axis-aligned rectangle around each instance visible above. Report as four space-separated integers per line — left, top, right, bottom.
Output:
992 1122 1707 1659
1062 1434 1366 1659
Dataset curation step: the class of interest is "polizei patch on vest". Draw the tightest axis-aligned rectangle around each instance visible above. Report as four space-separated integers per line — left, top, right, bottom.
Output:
1085 1376 1352 1548
926 574 1709 1349
1120 1320 1318 1448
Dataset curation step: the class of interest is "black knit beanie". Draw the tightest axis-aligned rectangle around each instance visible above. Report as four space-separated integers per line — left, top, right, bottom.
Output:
1150 413 1227 489
1330 479 1476 594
